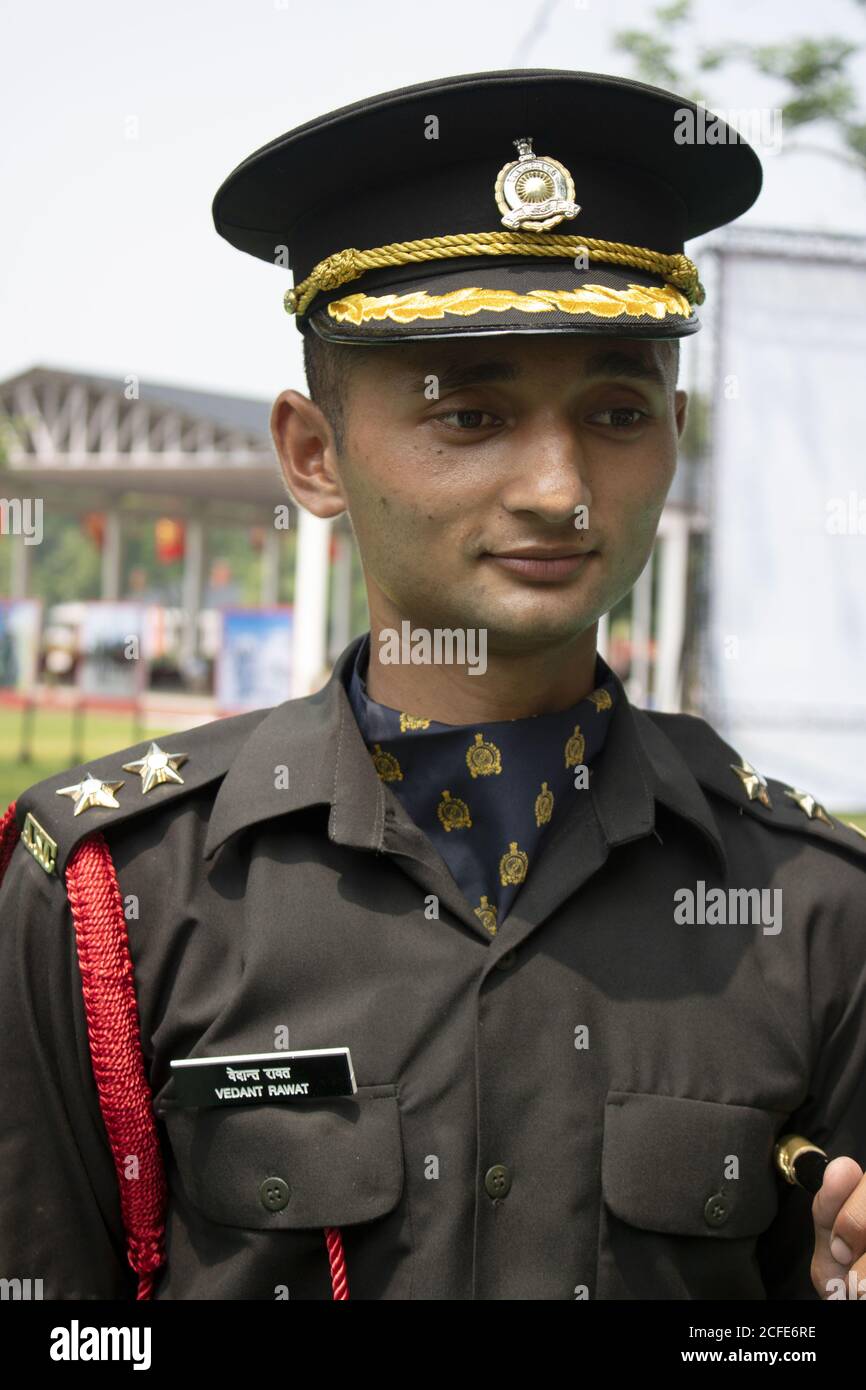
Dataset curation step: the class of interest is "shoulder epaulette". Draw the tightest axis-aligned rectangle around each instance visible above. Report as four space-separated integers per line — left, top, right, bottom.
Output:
646 710 866 862
14 706 270 878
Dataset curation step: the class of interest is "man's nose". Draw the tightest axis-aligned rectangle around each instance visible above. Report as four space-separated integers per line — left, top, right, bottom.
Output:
497 422 592 524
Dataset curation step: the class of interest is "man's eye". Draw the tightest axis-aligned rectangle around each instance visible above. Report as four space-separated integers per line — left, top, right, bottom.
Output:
435 410 500 430
587 407 649 429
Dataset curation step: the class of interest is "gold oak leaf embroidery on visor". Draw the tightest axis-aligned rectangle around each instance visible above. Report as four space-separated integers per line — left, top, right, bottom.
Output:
326 283 694 325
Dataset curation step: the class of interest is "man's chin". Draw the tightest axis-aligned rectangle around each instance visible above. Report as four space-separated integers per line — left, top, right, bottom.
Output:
389 568 607 649
455 611 599 655
469 581 607 647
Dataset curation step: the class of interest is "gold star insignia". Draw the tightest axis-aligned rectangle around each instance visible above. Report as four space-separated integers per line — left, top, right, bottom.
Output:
122 742 188 794
56 773 124 816
784 787 834 827
730 758 772 809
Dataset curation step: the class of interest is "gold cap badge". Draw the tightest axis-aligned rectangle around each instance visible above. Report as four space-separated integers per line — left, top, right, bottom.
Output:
494 136 580 232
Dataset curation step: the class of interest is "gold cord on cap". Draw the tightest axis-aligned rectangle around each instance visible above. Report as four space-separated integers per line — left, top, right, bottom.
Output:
283 230 705 319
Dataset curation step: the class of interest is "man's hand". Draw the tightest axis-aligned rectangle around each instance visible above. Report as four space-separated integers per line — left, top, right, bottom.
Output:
811 1156 866 1299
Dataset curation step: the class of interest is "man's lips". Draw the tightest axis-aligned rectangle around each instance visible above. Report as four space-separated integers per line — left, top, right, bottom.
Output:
482 548 596 580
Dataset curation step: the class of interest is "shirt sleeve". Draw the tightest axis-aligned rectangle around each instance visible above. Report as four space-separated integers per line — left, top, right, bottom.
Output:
756 848 866 1301
0 840 137 1299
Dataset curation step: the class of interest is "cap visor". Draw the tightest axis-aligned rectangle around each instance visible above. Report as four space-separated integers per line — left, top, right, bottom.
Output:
307 260 700 343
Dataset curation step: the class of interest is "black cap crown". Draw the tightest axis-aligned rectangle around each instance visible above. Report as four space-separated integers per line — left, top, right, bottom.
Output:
213 69 762 343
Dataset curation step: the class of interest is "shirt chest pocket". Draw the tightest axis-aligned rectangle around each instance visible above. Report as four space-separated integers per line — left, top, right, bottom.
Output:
158 1084 414 1301
160 1082 405 1229
596 1090 783 1299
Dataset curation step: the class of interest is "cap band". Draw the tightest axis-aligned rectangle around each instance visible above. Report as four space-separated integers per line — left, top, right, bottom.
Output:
325 283 694 327
283 230 705 319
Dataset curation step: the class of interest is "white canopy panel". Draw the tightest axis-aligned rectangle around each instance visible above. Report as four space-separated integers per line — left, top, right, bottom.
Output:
708 237 866 810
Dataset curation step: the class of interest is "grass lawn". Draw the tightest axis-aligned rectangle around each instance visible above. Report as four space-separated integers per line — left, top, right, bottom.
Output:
0 706 177 809
1 705 864 833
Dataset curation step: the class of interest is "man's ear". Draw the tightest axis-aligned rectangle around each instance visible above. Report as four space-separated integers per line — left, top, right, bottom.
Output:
269 389 348 520
674 388 688 440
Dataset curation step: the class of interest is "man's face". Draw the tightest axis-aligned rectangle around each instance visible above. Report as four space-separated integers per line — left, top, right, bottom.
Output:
279 333 687 656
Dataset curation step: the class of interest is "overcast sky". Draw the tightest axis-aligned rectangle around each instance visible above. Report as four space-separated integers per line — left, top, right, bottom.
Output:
3 0 866 404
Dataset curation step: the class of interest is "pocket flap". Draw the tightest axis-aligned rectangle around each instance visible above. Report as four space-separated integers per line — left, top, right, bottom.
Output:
601 1090 780 1239
160 1083 405 1230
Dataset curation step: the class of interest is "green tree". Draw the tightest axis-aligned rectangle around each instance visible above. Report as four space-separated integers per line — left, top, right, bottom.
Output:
29 511 101 608
615 0 866 174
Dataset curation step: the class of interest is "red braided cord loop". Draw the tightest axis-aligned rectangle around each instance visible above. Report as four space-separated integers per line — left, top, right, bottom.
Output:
324 1226 349 1299
0 801 20 883
65 833 167 1300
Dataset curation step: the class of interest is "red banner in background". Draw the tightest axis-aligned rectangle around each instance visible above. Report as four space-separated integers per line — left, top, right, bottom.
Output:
155 518 185 564
82 512 105 549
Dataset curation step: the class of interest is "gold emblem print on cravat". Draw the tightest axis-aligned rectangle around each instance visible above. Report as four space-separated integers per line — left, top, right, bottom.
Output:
499 841 529 886
588 688 613 711
437 790 472 832
534 781 554 827
474 895 499 935
465 732 502 778
564 725 586 768
371 744 404 781
399 712 430 731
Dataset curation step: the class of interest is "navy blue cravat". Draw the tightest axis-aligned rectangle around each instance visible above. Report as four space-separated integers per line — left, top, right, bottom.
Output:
344 633 617 932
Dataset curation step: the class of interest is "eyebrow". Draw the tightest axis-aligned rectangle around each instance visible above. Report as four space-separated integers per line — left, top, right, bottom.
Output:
405 348 666 393
404 360 519 393
582 349 668 387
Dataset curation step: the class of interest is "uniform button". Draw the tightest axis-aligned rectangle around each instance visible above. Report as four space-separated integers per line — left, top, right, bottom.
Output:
703 1192 730 1227
495 949 517 971
484 1164 512 1199
260 1177 290 1211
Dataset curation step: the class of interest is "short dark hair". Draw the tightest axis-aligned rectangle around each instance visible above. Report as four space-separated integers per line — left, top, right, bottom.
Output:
663 336 680 384
303 331 680 448
302 330 373 452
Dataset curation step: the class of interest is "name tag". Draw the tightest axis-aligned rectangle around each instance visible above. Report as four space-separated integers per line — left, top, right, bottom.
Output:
169 1048 357 1108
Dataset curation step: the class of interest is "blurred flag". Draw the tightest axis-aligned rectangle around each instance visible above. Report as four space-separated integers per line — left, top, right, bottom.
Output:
82 512 105 548
155 517 185 564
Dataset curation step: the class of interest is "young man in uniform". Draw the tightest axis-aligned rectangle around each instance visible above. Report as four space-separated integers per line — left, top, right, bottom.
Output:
1 70 865 1302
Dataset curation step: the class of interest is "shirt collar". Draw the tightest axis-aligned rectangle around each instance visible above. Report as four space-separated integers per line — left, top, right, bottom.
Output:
203 633 384 861
203 630 727 877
